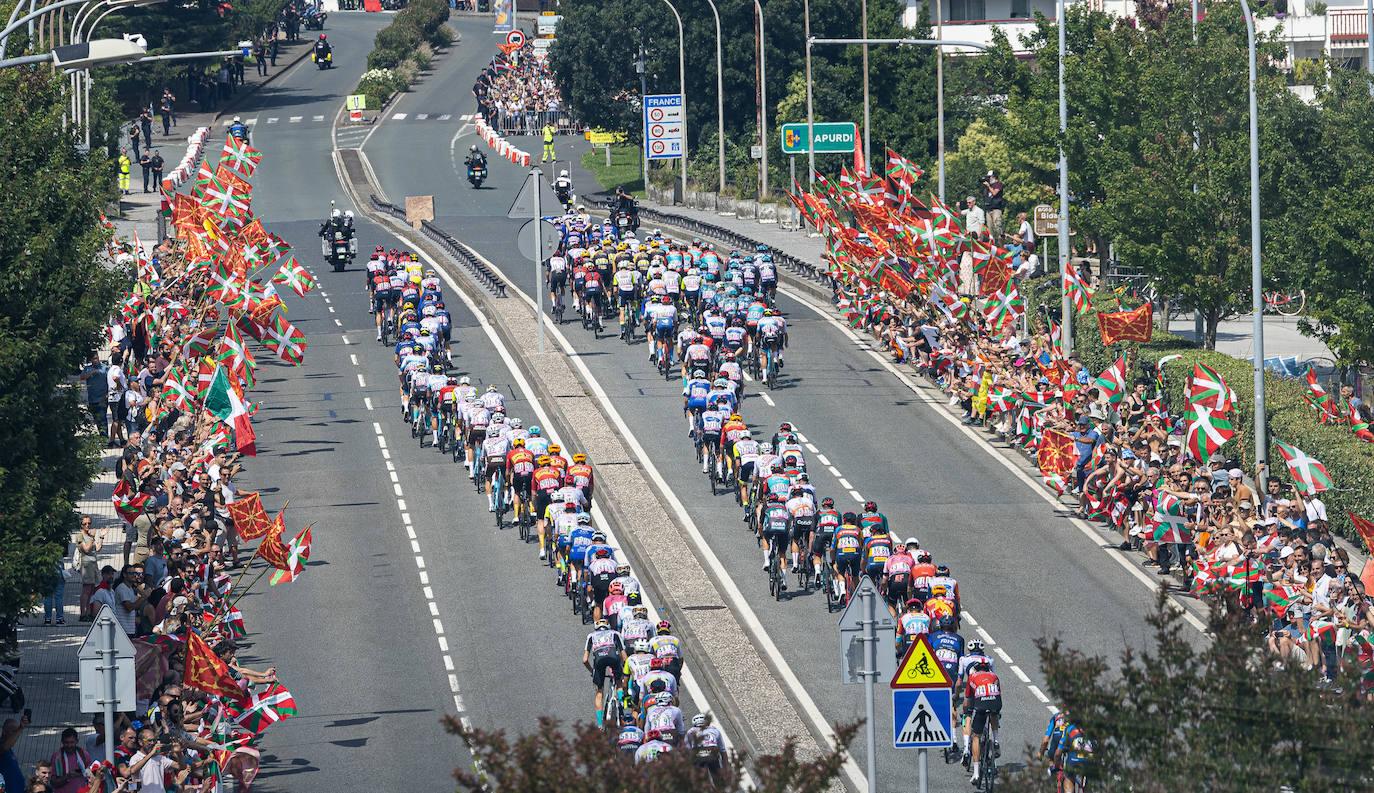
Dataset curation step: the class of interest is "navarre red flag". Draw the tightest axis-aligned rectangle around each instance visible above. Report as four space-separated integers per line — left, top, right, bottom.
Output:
1096 303 1153 346
1348 512 1374 556
1038 429 1076 476
269 526 312 586
182 630 244 702
226 492 272 541
255 512 293 569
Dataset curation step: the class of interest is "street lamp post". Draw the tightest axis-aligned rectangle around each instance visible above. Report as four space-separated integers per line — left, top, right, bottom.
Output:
1239 0 1267 482
754 0 768 197
702 0 726 195
936 0 945 200
861 0 869 169
1057 0 1072 356
803 0 812 188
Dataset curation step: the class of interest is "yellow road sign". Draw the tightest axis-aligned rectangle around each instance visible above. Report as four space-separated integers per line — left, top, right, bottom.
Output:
890 634 953 689
588 130 623 145
345 94 367 111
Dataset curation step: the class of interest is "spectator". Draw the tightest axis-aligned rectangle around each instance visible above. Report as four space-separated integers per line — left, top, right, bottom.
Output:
269 34 278 67
137 110 152 151
125 730 174 793
74 516 103 620
47 728 91 793
105 353 128 447
78 355 108 433
126 124 140 161
1015 210 1034 249
147 151 164 195
254 39 268 76
963 196 986 237
1 716 27 793
41 556 66 627
981 170 1005 239
137 151 152 193
216 61 232 102
113 564 145 636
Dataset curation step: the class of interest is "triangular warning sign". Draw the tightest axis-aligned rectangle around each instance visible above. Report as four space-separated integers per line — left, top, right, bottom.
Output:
896 691 950 746
891 634 953 689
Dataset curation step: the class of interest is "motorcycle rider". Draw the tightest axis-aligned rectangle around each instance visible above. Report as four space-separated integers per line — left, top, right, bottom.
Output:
465 144 487 171
318 206 352 258
228 115 250 144
554 169 573 210
613 185 638 232
314 33 332 64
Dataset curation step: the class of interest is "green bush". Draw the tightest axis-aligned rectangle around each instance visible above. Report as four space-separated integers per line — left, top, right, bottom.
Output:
1064 302 1374 547
362 0 450 84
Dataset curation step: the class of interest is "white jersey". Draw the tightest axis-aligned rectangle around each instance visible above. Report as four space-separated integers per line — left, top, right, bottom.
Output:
481 434 510 460
548 255 567 273
478 391 505 411
552 485 585 508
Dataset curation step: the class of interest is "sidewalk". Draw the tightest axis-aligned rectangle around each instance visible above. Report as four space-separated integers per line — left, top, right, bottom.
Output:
111 36 314 244
9 449 122 772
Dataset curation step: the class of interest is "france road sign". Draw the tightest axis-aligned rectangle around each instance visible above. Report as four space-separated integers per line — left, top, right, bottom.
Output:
643 94 684 161
892 688 954 749
780 122 857 155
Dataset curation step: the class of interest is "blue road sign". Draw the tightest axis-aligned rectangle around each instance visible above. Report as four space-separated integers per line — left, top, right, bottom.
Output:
892 688 954 749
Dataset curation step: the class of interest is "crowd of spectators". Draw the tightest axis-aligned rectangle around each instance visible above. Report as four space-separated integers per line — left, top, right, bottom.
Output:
472 42 570 136
3 232 290 793
827 198 1374 693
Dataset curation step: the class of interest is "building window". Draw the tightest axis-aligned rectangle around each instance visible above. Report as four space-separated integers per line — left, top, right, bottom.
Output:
1011 0 1029 17
949 0 986 21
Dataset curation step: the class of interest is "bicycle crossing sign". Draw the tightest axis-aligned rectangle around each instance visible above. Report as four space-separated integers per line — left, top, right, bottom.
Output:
892 688 954 749
890 634 953 689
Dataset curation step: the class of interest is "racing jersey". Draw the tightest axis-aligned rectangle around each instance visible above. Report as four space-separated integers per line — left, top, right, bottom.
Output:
862 534 893 568
506 448 535 477
884 551 915 578
634 739 673 764
816 509 841 538
526 436 551 456
532 466 561 494
477 391 505 411
617 725 645 754
585 627 624 660
649 634 682 661
683 342 712 365
568 527 595 562
566 463 594 492
684 378 712 409
764 474 791 500
958 654 995 681
645 704 686 737
928 630 965 671
552 485 585 509
620 617 654 644
720 420 748 445
733 438 760 465
611 573 640 597
762 504 790 536
481 435 510 463
898 610 931 638
965 671 1002 706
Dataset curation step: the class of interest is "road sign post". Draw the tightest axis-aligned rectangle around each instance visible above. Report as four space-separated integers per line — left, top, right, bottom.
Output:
890 634 955 793
836 576 888 793
78 605 135 764
507 170 561 353
780 121 857 155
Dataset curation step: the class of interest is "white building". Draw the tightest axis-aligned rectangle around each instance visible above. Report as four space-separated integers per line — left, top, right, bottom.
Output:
904 0 1372 75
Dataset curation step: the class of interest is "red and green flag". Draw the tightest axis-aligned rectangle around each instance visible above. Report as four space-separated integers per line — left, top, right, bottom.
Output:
1349 403 1374 442
1187 362 1236 414
264 315 307 365
271 257 316 297
1274 439 1332 496
269 526 312 586
1183 400 1235 463
234 683 296 734
1093 355 1128 405
204 364 257 457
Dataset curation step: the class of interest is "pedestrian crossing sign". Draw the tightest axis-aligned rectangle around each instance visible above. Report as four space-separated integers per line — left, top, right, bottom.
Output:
892 688 954 749
890 634 953 689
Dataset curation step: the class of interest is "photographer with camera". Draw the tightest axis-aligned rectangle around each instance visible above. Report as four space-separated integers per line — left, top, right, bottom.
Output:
980 170 1006 241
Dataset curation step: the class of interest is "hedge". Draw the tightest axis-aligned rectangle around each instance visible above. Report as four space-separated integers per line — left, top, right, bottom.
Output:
354 0 451 103
1050 294 1374 548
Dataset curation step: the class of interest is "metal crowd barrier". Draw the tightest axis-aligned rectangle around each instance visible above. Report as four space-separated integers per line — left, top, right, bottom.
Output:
368 194 508 298
632 205 830 289
491 109 576 137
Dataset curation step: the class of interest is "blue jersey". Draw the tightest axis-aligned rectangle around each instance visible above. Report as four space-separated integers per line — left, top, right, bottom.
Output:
568 528 595 561
435 310 451 331
684 379 711 409
928 630 964 673
399 321 422 339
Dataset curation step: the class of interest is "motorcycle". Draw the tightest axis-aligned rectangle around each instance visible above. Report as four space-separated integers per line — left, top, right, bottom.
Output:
612 205 639 236
303 10 326 30
467 162 487 188
555 186 574 213
322 230 356 272
311 48 332 69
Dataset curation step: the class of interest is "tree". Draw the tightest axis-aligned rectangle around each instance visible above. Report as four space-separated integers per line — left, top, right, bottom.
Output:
997 594 1374 792
0 68 122 651
1278 68 1374 368
448 716 856 793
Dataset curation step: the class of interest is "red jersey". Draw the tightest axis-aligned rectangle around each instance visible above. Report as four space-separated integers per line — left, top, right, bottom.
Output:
507 448 535 476
965 670 1001 703
547 455 569 474
567 462 594 491
532 466 561 493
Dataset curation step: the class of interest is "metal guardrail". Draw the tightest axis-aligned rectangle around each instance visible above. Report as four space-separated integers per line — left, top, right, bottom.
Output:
629 205 832 290
368 194 508 298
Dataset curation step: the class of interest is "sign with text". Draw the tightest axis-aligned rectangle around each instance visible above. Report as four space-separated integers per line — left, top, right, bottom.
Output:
643 94 684 161
780 122 856 155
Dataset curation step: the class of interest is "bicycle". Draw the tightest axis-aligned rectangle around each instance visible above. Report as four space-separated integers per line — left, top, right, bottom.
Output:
1263 289 1306 317
767 535 786 601
492 468 506 529
515 497 530 542
601 673 621 735
620 301 637 343
707 445 720 496
763 344 780 390
819 552 838 612
552 285 566 325
976 717 998 791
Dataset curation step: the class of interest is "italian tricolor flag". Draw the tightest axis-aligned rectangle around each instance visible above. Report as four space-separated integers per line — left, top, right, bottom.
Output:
204 364 257 457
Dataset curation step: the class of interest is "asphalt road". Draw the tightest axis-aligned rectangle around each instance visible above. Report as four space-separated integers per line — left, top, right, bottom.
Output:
212 14 701 790
355 14 1195 791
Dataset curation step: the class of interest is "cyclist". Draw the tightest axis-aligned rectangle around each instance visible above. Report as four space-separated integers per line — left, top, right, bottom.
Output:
587 545 619 623
583 618 626 728
649 620 683 680
616 713 645 758
649 295 678 368
531 456 561 558
482 425 510 512
962 660 1002 784
858 500 890 538
832 513 863 600
567 453 595 509
812 497 841 596
635 729 674 764
883 538 916 619
760 494 791 590
699 402 726 476
683 369 712 435
1056 714 1093 792
685 712 725 777
861 524 893 583
619 604 654 646
785 484 816 578
756 308 787 373
733 431 761 507
719 413 748 486
927 614 965 681
546 252 568 317
643 691 685 743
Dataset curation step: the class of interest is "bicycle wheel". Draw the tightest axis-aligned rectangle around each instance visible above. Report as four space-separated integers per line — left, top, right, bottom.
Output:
493 474 504 529
1277 291 1306 317
980 728 997 792
602 677 620 733
708 450 719 496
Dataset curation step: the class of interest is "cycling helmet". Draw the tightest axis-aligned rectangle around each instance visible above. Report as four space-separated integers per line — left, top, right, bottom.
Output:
572 453 587 462
651 692 673 706
592 530 607 541
821 497 835 508
609 581 624 596
973 660 992 672
936 565 951 576
549 444 562 454
692 713 708 728
842 512 858 523
484 426 500 437
510 418 522 428
656 620 671 634
660 295 671 304
916 550 932 563
693 369 706 379
560 169 569 177
634 638 652 653
616 563 631 574
633 605 649 617
490 413 506 424
864 501 878 512
759 442 773 453
939 615 957 632
595 618 609 629
537 455 551 465
563 500 577 511
577 513 592 524
905 598 924 610
905 538 921 549
530 426 542 436
778 421 792 432
626 591 641 604
968 639 985 653
512 437 525 447
645 729 662 742
486 385 498 393
459 376 470 385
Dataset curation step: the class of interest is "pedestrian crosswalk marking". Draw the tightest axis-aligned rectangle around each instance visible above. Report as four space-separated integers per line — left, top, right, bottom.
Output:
289 116 302 123
313 115 325 122
247 118 258 125
415 113 429 120
895 692 949 746
459 114 473 121
437 114 452 121
266 118 279 124
392 112 407 120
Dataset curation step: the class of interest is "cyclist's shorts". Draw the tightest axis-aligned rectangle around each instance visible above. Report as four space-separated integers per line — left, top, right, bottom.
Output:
618 290 636 306
512 473 532 496
836 555 861 578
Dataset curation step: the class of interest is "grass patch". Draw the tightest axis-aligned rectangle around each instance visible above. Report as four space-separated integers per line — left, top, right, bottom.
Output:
581 144 646 197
